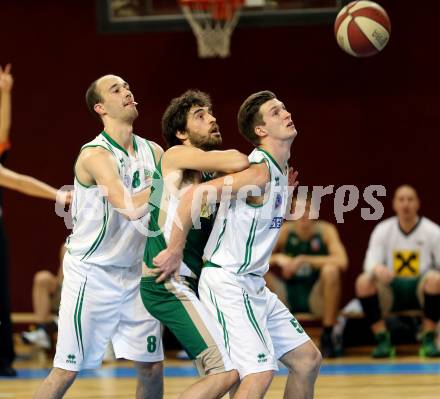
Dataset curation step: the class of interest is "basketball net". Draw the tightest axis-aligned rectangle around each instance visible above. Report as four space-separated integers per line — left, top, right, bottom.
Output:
180 0 243 58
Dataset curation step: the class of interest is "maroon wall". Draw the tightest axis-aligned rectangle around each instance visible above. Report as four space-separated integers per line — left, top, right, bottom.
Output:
0 0 438 310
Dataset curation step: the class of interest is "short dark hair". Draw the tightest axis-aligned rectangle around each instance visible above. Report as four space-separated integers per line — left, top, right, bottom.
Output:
162 90 212 148
237 90 276 145
85 79 104 121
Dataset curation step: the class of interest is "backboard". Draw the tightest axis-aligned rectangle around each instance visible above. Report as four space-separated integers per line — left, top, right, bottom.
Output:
97 0 349 33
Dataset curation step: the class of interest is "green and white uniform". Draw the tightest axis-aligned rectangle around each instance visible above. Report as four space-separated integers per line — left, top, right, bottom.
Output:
55 131 163 371
140 159 234 376
200 148 310 379
364 216 440 311
283 224 328 314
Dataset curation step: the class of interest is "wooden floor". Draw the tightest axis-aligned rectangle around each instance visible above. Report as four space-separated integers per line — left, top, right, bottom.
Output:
1 373 439 399
1 341 439 398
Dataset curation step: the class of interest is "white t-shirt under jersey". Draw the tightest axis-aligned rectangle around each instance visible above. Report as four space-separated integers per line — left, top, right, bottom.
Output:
363 216 440 277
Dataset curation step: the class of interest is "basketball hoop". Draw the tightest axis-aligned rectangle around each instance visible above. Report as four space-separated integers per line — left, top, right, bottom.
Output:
180 0 244 58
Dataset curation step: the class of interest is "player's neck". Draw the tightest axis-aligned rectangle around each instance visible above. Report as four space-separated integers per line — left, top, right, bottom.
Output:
295 222 315 240
259 141 291 172
398 216 419 234
102 121 134 153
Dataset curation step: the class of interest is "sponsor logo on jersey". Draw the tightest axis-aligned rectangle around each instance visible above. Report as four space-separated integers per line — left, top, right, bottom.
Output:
393 250 420 277
270 216 283 229
311 238 322 252
123 174 131 188
274 193 283 209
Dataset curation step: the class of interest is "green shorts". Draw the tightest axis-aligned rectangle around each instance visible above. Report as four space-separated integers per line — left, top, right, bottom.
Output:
285 273 320 313
390 277 421 312
140 276 233 375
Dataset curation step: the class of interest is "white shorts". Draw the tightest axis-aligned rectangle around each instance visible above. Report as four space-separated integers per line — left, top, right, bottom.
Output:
54 252 164 371
199 267 310 379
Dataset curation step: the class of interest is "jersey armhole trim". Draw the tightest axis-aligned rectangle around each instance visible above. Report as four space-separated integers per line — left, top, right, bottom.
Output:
74 144 113 188
145 140 157 167
246 159 271 208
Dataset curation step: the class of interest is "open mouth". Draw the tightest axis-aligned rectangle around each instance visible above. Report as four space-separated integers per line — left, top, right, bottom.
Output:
287 121 294 128
124 101 138 107
209 124 221 135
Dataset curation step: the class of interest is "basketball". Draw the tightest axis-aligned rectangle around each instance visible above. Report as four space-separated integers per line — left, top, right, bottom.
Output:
334 1 391 57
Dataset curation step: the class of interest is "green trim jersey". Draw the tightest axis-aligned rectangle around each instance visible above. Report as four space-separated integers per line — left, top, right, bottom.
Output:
204 147 288 277
66 131 156 267
143 160 214 279
363 216 440 277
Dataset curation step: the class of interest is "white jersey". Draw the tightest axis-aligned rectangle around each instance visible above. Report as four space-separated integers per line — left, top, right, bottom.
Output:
204 147 288 276
363 216 440 277
67 131 157 268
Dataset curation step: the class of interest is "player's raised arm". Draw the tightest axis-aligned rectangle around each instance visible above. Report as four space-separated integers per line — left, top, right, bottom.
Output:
0 64 13 149
78 146 150 220
163 145 249 174
0 164 64 202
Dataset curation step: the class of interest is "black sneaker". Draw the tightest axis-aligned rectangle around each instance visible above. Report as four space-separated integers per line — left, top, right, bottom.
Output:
320 332 337 358
0 365 17 377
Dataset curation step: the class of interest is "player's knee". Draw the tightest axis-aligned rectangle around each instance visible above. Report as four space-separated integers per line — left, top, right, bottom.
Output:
282 343 322 377
423 270 440 293
355 272 376 296
34 270 54 287
243 370 274 390
135 361 163 381
51 368 77 385
321 264 340 282
222 369 239 389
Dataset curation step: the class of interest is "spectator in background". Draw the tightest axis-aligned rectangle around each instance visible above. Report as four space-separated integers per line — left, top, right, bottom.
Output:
21 244 66 350
356 185 440 358
0 64 70 377
266 195 348 358
0 62 14 377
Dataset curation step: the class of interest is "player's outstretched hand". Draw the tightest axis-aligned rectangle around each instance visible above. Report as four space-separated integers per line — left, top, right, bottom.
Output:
0 64 13 92
56 189 73 206
153 248 182 283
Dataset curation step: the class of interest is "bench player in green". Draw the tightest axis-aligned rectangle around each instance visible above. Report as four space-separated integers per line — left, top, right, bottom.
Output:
266 195 348 358
141 90 245 399
153 91 322 399
34 75 164 399
356 185 440 358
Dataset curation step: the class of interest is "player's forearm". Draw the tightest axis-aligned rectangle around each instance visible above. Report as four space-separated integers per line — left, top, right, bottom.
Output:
0 91 11 143
216 150 249 173
302 254 348 270
5 173 58 200
113 188 150 220
167 187 197 252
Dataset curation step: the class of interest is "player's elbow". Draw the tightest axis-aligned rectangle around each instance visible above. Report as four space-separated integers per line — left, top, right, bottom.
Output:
339 258 349 271
228 152 250 172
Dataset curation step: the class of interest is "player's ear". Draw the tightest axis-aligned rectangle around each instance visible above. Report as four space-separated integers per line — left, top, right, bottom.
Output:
176 130 188 141
255 125 267 138
94 103 106 117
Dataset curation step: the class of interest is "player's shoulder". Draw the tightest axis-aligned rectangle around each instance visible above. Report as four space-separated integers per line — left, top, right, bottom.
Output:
319 220 338 234
372 216 397 235
248 147 266 164
419 217 440 234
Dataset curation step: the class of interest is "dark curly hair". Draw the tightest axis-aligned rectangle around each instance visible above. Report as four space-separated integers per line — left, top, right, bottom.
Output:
162 90 212 148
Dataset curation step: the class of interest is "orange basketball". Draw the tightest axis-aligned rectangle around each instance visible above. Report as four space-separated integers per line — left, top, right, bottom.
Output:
334 1 391 57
